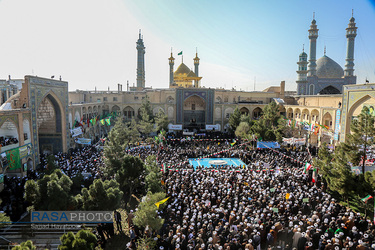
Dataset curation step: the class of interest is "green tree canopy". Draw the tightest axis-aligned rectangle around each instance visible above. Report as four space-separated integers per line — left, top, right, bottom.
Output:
228 107 241 134
250 102 284 142
144 155 162 193
313 142 334 186
24 169 75 210
76 179 123 211
133 192 166 233
341 106 375 174
104 118 134 177
235 122 251 139
0 212 11 228
59 229 97 250
329 145 355 205
138 95 155 136
11 240 36 250
155 109 169 133
115 155 145 204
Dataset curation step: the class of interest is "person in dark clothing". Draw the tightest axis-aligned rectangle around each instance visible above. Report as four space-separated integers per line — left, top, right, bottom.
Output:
114 210 122 232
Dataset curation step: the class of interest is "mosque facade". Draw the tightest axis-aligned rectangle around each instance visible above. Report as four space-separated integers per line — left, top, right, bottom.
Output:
1 15 375 179
296 16 357 95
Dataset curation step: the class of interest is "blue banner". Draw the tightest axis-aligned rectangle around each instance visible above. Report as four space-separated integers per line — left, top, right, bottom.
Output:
257 141 280 149
75 138 92 145
334 109 341 141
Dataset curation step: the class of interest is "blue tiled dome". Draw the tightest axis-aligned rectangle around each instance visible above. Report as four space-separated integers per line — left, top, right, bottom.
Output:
316 55 344 78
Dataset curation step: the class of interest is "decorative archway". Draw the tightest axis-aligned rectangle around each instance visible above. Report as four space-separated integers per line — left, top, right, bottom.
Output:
123 106 135 120
302 109 310 122
112 105 120 114
240 107 249 115
345 95 375 139
294 108 301 120
252 107 262 119
311 109 319 123
319 85 341 95
37 93 64 154
0 119 19 148
286 108 293 119
183 95 205 130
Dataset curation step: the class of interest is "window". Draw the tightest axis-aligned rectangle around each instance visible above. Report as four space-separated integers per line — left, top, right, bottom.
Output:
24 133 28 140
113 97 117 101
103 97 108 101
192 104 195 110
134 96 139 100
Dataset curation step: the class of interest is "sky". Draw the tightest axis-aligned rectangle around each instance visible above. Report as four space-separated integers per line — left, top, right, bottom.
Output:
0 0 374 92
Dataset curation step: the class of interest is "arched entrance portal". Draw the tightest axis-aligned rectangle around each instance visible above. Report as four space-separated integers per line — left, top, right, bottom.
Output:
183 95 205 131
37 94 63 155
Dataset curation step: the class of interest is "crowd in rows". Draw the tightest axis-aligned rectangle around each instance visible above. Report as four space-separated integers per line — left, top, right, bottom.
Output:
125 142 375 250
153 152 375 249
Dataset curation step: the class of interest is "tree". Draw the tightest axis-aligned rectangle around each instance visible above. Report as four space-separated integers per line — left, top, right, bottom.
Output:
76 179 123 211
59 229 97 250
115 155 145 204
128 118 140 143
313 143 334 187
154 109 169 132
250 102 284 142
144 155 162 193
45 154 58 174
228 107 241 134
133 192 166 233
103 118 136 178
329 145 355 206
240 114 253 125
0 212 11 228
11 240 36 250
235 122 251 139
341 106 375 174
24 170 75 210
138 96 155 136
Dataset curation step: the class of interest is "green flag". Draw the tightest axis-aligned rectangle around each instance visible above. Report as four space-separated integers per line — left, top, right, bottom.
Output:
6 148 21 170
178 51 182 55
100 119 105 125
105 118 111 125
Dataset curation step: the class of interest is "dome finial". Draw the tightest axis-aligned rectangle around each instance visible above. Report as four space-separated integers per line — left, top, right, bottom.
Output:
313 12 315 20
324 46 326 56
352 9 354 17
303 44 304 52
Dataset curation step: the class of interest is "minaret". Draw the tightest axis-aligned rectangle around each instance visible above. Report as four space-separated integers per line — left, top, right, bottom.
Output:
308 15 319 76
296 45 308 95
345 13 357 77
169 49 175 86
136 30 145 88
194 48 200 77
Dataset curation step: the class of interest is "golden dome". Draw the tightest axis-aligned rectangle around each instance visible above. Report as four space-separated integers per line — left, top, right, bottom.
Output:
187 71 197 77
174 63 191 75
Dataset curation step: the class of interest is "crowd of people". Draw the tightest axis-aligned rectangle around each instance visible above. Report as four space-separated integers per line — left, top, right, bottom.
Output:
0 136 19 148
153 164 375 249
52 146 105 180
3 132 375 249
125 141 375 249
